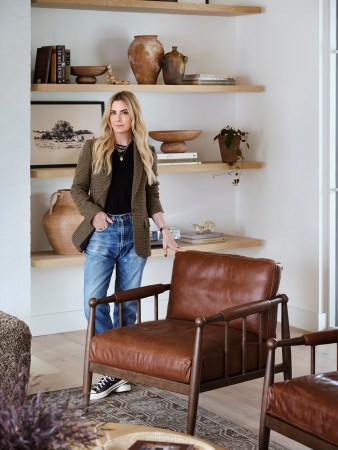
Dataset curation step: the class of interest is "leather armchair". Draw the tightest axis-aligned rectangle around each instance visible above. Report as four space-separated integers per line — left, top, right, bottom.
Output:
83 250 292 435
259 329 338 450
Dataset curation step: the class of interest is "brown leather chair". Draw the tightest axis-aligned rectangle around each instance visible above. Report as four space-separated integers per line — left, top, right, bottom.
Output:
259 329 338 450
83 250 292 435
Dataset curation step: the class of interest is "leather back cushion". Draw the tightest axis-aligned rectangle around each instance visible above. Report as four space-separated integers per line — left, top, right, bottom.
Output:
166 251 281 336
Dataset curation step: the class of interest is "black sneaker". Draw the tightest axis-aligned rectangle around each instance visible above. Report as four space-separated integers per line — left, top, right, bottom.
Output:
90 376 131 400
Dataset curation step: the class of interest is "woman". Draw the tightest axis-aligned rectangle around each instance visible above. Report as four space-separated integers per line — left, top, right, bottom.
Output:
71 91 181 400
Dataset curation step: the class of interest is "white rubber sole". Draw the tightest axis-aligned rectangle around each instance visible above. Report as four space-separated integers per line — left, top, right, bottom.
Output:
90 380 131 400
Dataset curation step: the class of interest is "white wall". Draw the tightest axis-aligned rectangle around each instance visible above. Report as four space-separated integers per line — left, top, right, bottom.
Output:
235 0 325 330
0 0 31 322
1 1 327 335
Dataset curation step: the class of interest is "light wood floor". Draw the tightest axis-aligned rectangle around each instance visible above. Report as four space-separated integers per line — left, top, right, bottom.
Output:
30 326 337 450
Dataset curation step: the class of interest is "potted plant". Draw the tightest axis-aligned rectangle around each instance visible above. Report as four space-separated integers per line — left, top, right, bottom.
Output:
213 125 250 186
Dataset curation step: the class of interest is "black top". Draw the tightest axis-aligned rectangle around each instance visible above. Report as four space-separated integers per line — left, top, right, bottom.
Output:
104 142 134 214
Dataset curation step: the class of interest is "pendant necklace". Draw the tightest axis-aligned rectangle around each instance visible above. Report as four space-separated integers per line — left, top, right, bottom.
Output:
116 144 128 161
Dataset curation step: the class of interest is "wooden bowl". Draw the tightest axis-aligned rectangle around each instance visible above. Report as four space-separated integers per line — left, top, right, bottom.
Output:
70 65 107 84
149 130 202 153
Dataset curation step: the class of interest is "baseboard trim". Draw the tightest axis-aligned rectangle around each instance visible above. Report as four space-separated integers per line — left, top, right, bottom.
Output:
287 305 327 332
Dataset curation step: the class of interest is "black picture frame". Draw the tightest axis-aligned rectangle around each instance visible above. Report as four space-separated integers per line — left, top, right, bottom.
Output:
31 101 104 168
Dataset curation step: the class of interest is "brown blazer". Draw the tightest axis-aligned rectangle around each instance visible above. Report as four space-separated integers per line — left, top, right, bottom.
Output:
71 139 163 257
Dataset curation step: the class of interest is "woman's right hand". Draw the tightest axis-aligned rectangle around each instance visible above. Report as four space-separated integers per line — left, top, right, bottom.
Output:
92 211 113 231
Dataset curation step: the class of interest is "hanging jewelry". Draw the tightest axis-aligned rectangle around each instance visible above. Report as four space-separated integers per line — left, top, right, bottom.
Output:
116 144 128 161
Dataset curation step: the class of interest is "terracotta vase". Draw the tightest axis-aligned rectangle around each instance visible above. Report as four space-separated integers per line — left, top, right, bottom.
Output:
162 46 188 85
217 135 240 164
43 189 83 255
128 35 164 84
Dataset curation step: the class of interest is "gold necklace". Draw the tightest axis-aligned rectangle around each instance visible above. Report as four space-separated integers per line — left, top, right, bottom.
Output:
116 144 128 161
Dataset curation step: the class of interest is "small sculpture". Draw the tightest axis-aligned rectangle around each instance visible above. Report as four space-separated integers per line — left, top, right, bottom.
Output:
106 64 130 85
191 220 216 234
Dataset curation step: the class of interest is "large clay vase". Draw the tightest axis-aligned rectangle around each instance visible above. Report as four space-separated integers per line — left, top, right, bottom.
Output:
128 35 164 84
43 189 83 255
162 46 188 85
217 135 241 164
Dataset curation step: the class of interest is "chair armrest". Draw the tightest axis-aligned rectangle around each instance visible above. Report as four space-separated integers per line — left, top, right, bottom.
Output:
269 329 338 349
93 283 170 306
201 296 283 325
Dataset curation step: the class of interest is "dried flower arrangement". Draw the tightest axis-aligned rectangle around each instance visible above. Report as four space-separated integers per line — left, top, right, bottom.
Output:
0 366 99 450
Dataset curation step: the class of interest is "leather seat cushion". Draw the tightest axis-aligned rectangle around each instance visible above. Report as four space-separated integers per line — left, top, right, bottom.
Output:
90 319 266 383
267 371 338 446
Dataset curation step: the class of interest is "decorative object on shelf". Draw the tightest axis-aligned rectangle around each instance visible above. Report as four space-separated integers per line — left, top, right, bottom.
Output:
157 151 201 166
43 189 83 255
31 101 104 167
128 35 164 84
213 125 250 185
191 220 216 233
150 227 181 246
162 46 188 85
106 64 130 85
149 129 202 153
183 73 236 85
70 65 108 84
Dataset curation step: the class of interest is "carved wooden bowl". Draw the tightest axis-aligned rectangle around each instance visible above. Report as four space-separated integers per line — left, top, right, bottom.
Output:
70 65 107 84
149 130 202 153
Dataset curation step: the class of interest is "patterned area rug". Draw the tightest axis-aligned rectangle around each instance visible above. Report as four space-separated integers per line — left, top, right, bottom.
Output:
43 384 287 450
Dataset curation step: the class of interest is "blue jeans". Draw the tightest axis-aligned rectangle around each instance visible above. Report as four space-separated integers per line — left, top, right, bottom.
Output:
84 212 147 334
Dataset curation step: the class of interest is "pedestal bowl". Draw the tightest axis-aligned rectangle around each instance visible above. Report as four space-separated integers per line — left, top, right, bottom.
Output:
149 129 202 153
70 65 108 84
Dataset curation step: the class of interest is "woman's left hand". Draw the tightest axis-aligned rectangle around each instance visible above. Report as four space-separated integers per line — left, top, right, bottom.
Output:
161 229 185 257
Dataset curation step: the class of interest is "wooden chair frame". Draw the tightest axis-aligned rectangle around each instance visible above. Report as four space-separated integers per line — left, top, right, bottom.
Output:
259 329 338 450
84 284 292 435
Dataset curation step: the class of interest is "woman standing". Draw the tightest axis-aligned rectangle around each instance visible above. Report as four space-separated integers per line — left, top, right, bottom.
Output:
71 91 181 400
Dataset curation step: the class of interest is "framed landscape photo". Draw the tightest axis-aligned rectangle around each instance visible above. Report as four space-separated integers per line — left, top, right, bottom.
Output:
31 101 104 167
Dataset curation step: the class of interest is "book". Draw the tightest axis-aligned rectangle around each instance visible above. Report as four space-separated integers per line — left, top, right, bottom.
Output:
33 46 53 84
157 152 198 160
182 79 236 85
44 45 66 83
180 231 225 240
181 236 226 244
158 161 201 165
184 73 235 81
128 440 194 450
49 46 56 82
65 49 71 83
56 45 66 83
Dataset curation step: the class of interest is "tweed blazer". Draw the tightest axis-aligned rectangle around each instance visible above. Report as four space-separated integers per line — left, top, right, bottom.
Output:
71 139 163 257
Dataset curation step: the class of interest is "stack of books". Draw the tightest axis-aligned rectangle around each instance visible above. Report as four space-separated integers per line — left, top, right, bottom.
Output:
33 45 70 84
156 152 201 166
180 231 225 244
183 74 236 85
150 228 181 246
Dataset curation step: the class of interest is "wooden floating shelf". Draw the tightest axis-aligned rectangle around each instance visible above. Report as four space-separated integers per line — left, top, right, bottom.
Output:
31 0 262 17
31 235 264 268
30 161 263 179
31 84 264 93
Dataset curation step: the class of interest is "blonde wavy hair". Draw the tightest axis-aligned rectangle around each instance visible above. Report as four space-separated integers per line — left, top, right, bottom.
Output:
92 91 156 185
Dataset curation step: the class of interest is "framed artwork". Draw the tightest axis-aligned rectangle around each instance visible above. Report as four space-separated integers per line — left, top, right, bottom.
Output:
31 101 104 167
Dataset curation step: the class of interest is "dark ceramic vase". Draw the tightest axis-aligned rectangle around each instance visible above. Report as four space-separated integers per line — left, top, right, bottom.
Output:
162 46 188 85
